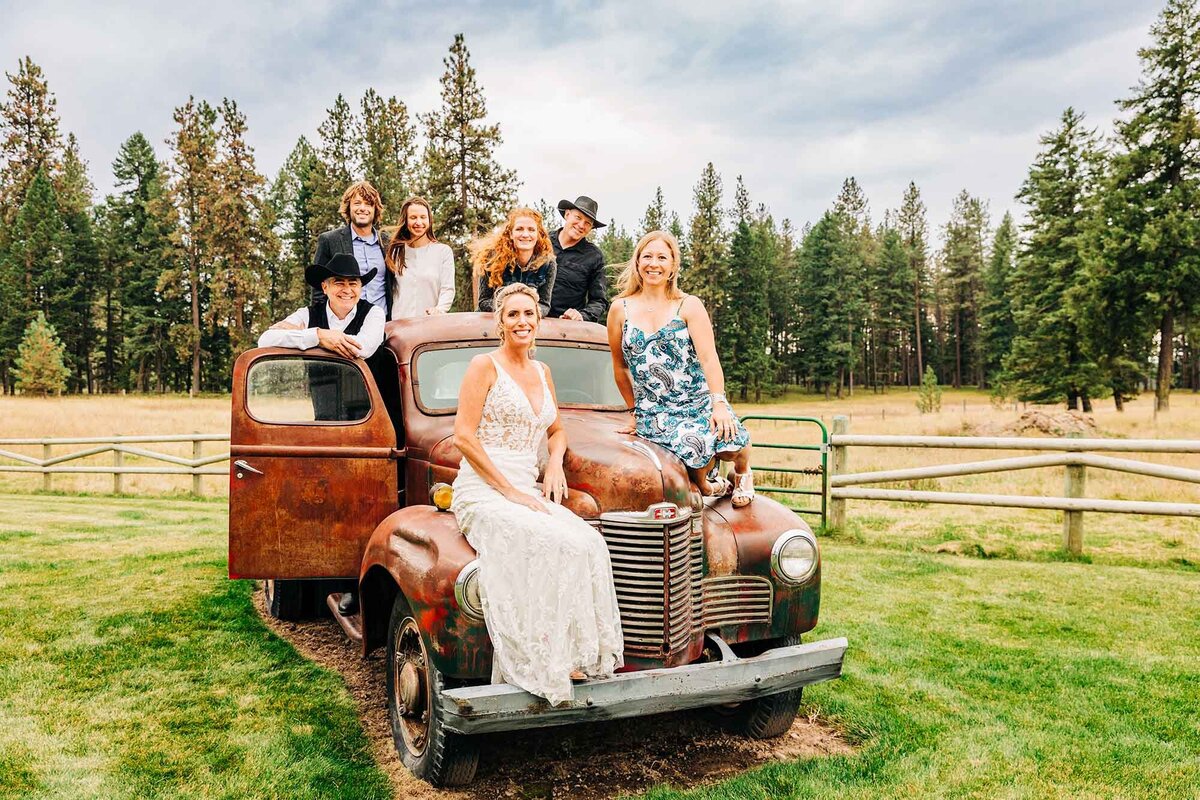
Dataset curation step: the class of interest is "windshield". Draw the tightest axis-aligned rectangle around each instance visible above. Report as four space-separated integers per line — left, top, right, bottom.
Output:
414 344 626 412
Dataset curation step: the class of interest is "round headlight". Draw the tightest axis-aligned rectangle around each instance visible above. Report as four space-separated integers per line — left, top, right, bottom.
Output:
454 560 484 620
771 530 818 584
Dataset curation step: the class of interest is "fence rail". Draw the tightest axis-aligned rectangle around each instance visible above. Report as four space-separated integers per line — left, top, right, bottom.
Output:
0 434 231 495
826 415 1200 555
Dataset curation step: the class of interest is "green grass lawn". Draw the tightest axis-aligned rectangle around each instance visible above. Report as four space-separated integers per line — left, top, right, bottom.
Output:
2 493 1198 799
0 493 391 800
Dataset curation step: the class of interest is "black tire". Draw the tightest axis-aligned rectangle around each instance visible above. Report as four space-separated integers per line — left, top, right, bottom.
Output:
386 594 479 787
710 635 803 739
264 579 307 621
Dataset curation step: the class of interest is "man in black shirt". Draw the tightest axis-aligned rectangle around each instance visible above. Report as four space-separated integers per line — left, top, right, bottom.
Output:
549 195 609 322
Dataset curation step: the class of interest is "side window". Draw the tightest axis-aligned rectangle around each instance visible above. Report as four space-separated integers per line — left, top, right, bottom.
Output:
247 358 372 423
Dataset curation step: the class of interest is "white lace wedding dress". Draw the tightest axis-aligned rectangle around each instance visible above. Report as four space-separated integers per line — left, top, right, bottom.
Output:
451 354 624 705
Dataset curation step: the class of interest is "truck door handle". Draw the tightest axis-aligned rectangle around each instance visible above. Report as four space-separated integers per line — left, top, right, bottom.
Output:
234 460 263 477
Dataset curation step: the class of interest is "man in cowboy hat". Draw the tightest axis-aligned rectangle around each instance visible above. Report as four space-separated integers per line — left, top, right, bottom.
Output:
259 253 386 360
549 195 609 322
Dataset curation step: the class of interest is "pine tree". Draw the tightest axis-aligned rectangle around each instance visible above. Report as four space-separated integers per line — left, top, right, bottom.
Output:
422 34 519 310
1096 0 1200 412
832 177 872 395
207 98 274 362
980 211 1017 389
897 182 931 384
639 186 668 237
767 218 800 385
268 136 321 320
795 213 853 397
720 179 771 399
164 97 218 396
0 168 71 393
54 134 98 392
596 221 634 265
682 163 726 322
940 190 989 389
1007 108 1107 409
0 57 63 226
916 364 942 413
14 311 68 395
872 224 915 389
358 89 417 213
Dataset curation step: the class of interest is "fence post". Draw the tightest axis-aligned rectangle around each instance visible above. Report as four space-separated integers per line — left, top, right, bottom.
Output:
113 445 124 494
829 415 850 530
42 443 52 491
192 437 203 496
1063 432 1085 555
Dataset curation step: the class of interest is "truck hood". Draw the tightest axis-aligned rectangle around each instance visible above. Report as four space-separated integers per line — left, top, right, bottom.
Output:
427 411 695 516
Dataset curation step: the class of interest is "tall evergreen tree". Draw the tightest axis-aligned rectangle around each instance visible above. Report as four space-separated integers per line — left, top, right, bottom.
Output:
164 97 218 396
207 98 274 362
682 163 726 322
268 136 321 320
0 168 70 392
1007 109 1106 409
940 190 989 388
980 211 1017 389
310 93 359 230
897 182 931 383
832 177 872 394
422 34 519 310
1094 0 1200 411
0 57 62 226
358 89 417 213
794 213 852 397
55 134 99 392
103 132 183 392
639 186 668 237
871 224 915 389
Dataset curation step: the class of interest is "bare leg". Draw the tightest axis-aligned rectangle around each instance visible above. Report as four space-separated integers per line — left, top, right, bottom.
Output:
689 460 717 496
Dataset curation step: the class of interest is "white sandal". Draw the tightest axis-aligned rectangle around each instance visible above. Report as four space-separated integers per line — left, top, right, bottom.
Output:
705 465 732 498
731 470 755 507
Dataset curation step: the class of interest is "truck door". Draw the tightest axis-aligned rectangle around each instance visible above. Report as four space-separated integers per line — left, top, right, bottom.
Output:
228 348 399 580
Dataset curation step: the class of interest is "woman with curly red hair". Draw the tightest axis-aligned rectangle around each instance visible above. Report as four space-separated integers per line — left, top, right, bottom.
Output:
469 207 556 316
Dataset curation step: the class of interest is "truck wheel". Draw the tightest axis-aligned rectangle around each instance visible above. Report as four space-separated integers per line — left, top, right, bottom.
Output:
264 579 307 621
386 594 479 787
711 635 802 739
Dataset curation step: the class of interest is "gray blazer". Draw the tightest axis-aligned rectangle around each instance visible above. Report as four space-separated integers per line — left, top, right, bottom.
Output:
312 225 395 318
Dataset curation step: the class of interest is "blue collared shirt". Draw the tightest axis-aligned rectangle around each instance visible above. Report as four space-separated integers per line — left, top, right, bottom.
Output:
351 229 388 310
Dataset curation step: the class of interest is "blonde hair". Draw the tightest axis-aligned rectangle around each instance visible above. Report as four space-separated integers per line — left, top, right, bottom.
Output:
493 283 541 346
469 207 554 288
339 181 384 226
616 230 684 299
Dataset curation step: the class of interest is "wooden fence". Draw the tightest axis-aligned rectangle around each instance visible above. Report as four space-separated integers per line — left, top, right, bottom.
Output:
825 415 1200 555
0 434 231 495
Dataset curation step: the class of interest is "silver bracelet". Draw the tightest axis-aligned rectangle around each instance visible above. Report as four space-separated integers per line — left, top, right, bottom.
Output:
711 392 730 407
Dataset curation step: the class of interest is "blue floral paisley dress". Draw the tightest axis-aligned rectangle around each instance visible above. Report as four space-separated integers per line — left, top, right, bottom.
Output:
621 298 750 469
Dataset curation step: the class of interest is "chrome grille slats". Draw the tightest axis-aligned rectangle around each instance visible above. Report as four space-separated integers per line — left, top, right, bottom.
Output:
598 506 696 658
701 576 773 627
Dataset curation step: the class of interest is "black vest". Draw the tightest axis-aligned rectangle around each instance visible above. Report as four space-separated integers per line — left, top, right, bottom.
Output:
308 299 374 335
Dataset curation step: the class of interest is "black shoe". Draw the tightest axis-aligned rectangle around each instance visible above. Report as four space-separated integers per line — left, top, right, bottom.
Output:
337 592 359 616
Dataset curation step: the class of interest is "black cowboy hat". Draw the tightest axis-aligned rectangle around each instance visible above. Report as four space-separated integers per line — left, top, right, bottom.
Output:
305 253 376 289
557 195 606 228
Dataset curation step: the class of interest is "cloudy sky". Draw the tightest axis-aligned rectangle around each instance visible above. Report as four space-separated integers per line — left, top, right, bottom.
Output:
0 0 1166 239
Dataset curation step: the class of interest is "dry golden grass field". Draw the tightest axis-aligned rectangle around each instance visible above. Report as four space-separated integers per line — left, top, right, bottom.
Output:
1 388 1197 568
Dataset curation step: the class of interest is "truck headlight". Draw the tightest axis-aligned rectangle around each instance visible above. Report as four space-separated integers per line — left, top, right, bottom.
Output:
454 560 485 620
771 530 818 584
430 482 453 511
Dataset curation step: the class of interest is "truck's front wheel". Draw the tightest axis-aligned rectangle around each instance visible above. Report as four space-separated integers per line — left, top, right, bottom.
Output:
386 594 479 787
711 635 803 739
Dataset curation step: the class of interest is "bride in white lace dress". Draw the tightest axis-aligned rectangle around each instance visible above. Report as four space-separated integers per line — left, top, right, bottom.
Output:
451 283 623 705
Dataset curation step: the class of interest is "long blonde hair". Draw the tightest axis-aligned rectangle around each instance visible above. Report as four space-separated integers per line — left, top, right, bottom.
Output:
616 230 684 299
469 208 554 289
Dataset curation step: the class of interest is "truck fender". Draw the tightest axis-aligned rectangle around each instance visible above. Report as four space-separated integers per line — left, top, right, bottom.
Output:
358 506 493 679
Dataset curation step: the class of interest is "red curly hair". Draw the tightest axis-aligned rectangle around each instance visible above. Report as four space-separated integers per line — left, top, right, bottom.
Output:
468 207 554 288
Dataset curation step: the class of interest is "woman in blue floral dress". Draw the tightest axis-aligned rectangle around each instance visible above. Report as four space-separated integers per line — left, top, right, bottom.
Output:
606 231 754 506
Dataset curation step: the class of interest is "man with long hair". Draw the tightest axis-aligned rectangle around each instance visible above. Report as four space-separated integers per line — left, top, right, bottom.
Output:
312 181 394 318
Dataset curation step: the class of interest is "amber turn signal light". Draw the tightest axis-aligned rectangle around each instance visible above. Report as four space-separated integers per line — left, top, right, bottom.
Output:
430 482 454 511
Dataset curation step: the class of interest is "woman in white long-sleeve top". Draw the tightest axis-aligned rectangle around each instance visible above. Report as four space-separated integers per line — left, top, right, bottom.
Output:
384 196 456 319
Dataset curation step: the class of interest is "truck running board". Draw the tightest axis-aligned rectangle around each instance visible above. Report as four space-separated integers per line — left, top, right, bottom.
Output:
439 635 848 736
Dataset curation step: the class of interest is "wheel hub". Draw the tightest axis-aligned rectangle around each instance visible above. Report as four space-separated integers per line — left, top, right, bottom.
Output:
399 661 424 714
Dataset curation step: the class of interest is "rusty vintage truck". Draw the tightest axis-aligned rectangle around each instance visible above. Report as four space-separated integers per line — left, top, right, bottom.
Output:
228 313 847 787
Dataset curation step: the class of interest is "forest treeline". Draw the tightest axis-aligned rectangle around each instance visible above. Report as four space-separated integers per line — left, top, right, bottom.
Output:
1 1 1197 411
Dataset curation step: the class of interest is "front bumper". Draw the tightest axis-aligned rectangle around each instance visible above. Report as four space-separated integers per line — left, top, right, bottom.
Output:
439 635 848 735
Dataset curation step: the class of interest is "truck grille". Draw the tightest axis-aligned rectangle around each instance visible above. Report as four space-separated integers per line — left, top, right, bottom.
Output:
701 576 773 627
599 508 697 658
